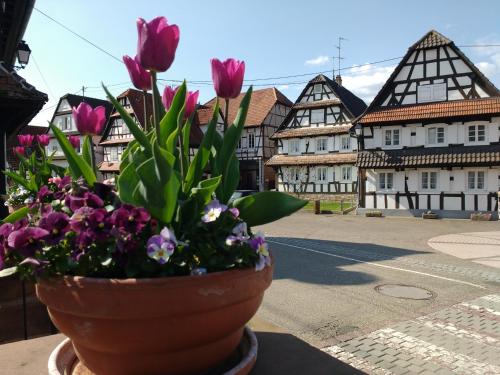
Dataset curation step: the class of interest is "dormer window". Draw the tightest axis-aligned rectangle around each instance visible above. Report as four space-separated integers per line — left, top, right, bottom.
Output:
313 84 322 100
417 82 446 103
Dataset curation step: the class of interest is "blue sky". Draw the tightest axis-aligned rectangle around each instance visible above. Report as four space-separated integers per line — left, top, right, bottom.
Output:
22 0 500 125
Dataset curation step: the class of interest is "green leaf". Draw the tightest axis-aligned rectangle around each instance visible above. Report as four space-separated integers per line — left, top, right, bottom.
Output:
181 117 191 178
0 267 17 278
220 154 240 203
152 72 166 127
117 162 140 205
159 82 186 147
232 191 307 227
190 175 221 205
49 125 97 186
184 102 220 194
215 87 252 202
152 141 175 183
1 206 29 224
102 83 152 155
82 135 93 170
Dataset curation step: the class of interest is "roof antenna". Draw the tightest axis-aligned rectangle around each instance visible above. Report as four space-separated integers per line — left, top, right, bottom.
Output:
336 37 347 86
81 85 86 101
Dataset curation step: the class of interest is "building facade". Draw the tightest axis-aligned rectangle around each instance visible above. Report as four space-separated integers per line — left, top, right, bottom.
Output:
47 94 112 172
355 30 500 218
267 74 366 197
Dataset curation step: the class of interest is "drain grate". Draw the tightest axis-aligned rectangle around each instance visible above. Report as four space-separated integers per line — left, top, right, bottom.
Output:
375 284 434 300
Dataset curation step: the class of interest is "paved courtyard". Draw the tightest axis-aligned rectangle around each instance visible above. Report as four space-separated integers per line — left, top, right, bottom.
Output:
257 212 500 374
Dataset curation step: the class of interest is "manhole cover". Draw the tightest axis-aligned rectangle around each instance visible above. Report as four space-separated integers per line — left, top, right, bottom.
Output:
375 284 434 300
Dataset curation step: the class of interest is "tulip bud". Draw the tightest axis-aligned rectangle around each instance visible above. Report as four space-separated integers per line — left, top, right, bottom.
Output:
13 146 25 156
72 102 106 136
17 134 35 147
210 58 245 99
68 135 81 149
37 134 50 147
136 17 180 72
162 86 199 119
123 55 151 91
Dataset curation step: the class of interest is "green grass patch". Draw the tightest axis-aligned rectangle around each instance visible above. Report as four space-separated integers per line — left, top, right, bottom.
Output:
303 201 353 212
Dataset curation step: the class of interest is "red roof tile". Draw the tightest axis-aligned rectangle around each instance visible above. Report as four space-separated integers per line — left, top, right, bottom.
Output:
358 97 500 125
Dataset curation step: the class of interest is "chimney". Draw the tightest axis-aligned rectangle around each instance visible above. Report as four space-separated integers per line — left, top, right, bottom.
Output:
335 75 342 86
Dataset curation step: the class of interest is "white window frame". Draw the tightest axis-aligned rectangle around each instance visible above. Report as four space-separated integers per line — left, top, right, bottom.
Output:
378 172 394 191
248 133 255 149
421 171 438 190
316 138 328 153
313 84 322 101
289 167 300 182
289 139 300 154
427 127 445 145
417 82 447 103
384 129 400 147
316 167 327 183
467 170 486 191
64 117 71 131
340 135 350 150
341 166 352 181
467 124 487 144
310 109 324 124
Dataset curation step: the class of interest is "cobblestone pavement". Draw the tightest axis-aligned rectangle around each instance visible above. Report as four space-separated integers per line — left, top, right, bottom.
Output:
323 294 500 374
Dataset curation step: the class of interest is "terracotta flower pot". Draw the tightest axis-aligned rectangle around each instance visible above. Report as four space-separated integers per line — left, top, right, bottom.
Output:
36 264 273 375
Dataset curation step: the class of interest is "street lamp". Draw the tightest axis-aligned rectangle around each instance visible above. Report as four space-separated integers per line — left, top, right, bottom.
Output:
16 40 31 68
354 123 363 136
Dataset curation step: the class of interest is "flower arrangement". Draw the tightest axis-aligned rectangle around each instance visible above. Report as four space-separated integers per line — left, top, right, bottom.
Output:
0 15 306 280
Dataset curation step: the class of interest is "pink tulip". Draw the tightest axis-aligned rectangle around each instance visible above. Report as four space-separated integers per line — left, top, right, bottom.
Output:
37 134 50 147
136 17 180 72
123 55 151 91
13 146 25 156
162 86 199 119
72 102 106 136
17 134 35 147
210 58 245 99
68 135 81 149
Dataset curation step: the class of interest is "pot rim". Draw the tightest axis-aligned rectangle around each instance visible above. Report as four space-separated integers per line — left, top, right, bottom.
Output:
36 259 274 290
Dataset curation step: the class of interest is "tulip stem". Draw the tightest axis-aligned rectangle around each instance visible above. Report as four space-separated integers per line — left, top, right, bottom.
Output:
142 90 148 132
223 98 229 134
151 71 159 138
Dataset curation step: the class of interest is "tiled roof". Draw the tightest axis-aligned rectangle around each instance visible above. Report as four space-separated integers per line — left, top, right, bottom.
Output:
271 124 351 139
266 152 357 166
413 30 452 49
98 161 121 172
357 144 500 168
292 99 342 110
204 87 292 127
358 97 500 125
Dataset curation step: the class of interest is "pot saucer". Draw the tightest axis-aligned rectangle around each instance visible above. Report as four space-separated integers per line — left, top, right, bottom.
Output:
48 326 258 375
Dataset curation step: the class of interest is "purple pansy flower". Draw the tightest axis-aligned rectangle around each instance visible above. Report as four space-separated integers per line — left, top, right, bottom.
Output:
0 223 14 270
111 204 150 234
7 227 49 257
248 231 271 271
229 207 239 218
39 212 70 244
226 222 249 246
146 227 177 264
201 199 227 223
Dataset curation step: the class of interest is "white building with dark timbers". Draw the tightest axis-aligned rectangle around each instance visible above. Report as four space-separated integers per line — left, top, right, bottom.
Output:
355 30 500 219
267 74 366 197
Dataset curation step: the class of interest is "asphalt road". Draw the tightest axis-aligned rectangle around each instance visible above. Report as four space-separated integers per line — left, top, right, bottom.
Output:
255 212 500 348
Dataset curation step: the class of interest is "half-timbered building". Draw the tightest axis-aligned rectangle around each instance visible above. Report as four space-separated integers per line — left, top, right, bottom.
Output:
267 74 367 196
205 87 292 190
47 94 112 170
355 30 500 218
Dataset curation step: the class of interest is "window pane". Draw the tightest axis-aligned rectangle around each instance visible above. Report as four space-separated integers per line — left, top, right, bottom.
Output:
387 173 393 189
478 125 485 141
393 129 400 145
468 171 475 189
379 173 386 189
422 172 428 189
311 109 324 124
430 172 437 189
428 128 436 144
468 126 476 142
477 171 484 189
342 136 350 149
437 128 445 143
385 130 392 145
